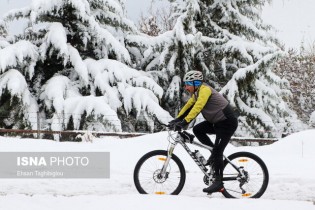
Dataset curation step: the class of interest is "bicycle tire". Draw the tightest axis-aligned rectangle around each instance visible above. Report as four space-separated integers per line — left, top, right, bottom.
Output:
133 150 186 195
221 151 269 198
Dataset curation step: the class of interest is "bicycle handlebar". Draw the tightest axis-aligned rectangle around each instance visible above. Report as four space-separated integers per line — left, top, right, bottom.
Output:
152 115 185 132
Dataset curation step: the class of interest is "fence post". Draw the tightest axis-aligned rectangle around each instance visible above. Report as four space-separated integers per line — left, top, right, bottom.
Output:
37 111 40 139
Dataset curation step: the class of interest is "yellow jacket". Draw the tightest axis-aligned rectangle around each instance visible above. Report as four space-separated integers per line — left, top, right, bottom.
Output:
177 83 229 123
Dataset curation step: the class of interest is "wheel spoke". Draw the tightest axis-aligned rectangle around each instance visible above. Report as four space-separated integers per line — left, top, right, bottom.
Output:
222 152 269 198
134 151 186 195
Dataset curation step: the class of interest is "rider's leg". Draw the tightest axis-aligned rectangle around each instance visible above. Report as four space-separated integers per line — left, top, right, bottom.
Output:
212 136 231 177
192 121 215 147
203 138 228 193
203 118 238 193
212 117 238 177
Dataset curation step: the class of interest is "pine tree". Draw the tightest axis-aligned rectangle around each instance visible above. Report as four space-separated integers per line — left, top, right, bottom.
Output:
138 0 175 36
0 20 8 39
206 0 301 137
128 0 301 137
0 19 39 130
1 0 172 139
139 16 161 36
274 48 314 128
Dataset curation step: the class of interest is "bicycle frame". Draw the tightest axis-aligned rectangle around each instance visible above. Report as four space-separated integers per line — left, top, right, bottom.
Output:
134 121 269 198
161 130 241 180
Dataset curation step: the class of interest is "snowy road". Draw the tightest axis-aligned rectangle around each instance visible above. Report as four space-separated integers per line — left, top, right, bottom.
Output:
0 194 314 210
0 130 314 209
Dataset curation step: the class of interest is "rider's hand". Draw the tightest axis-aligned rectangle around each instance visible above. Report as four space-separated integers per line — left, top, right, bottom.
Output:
168 118 181 127
174 119 189 131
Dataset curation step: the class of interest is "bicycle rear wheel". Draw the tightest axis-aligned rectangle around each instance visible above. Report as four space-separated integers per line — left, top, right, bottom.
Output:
221 152 269 198
133 150 186 195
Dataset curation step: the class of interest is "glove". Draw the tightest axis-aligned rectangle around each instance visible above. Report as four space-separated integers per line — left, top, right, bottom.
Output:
168 118 181 127
174 119 189 131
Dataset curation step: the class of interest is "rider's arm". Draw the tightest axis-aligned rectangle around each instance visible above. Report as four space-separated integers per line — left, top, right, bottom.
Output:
184 85 212 123
177 97 196 119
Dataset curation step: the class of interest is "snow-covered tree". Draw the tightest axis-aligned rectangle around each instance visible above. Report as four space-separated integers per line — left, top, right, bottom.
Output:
0 18 39 130
139 16 161 36
1 0 172 139
274 48 315 127
0 20 8 39
127 0 301 137
138 0 175 36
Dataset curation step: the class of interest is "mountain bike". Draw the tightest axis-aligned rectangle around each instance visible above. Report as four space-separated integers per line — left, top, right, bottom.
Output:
133 124 269 198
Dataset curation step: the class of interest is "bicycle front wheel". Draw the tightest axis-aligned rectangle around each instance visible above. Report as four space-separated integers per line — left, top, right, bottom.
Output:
133 150 186 195
222 152 269 198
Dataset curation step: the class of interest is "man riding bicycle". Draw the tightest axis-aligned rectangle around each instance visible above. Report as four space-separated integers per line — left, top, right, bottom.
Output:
168 70 238 194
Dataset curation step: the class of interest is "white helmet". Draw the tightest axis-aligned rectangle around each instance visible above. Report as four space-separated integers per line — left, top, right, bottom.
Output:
183 71 203 82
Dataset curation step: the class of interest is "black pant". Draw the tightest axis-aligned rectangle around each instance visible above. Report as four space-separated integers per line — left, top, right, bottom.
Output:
193 117 238 178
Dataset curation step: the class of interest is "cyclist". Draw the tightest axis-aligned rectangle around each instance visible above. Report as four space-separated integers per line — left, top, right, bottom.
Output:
168 70 238 194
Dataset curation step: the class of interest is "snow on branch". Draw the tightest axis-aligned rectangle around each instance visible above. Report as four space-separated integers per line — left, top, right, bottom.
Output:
88 17 131 63
0 69 38 129
221 52 282 105
165 75 181 101
85 58 163 98
3 6 31 21
0 40 38 78
40 75 122 133
93 0 124 16
40 22 68 63
40 23 89 84
30 0 90 23
63 95 122 131
236 97 275 129
0 39 10 49
67 45 89 85
85 58 171 126
40 75 80 113
123 86 172 125
6 0 131 64
127 30 174 50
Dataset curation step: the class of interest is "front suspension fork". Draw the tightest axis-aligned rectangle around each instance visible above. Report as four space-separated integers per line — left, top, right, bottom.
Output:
160 142 176 176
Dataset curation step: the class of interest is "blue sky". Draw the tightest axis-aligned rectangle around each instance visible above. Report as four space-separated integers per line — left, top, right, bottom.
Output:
1 0 314 50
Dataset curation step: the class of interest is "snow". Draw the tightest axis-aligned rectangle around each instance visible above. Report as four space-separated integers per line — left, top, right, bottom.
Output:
39 23 89 84
165 75 181 101
88 17 131 63
123 86 172 126
0 0 174 134
85 58 164 98
28 0 90 23
0 69 39 129
40 22 68 63
67 44 89 85
0 129 314 209
0 195 313 210
63 95 122 131
40 75 79 113
0 40 38 77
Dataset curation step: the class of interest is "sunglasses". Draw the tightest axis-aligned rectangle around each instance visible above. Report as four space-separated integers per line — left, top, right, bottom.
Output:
184 81 202 86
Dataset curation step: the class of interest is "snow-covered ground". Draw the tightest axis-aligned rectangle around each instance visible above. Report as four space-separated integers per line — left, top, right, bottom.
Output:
0 130 314 209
